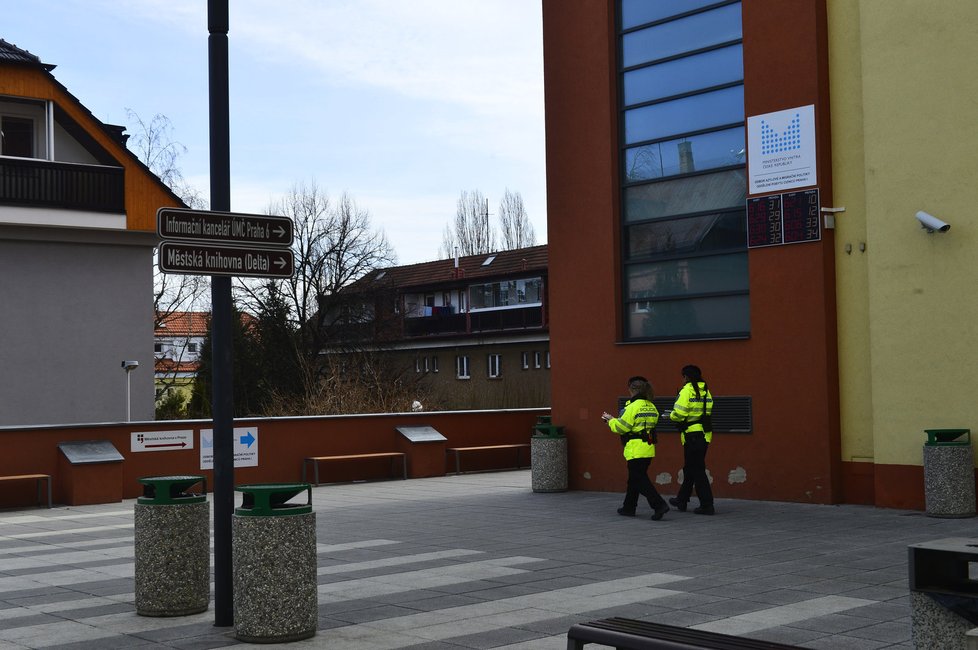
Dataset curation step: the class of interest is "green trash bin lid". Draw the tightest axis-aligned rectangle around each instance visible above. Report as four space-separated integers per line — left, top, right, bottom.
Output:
235 483 312 516
137 475 207 505
924 429 971 446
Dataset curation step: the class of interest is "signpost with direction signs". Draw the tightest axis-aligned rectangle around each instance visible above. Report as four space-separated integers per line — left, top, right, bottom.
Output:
156 208 295 279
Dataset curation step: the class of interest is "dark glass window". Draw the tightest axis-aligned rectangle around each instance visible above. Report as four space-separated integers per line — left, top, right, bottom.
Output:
624 169 747 223
1 116 34 158
626 254 749 299
625 85 743 145
619 1 748 342
624 127 745 182
620 0 727 29
626 211 747 258
624 45 743 106
622 3 742 67
626 295 750 339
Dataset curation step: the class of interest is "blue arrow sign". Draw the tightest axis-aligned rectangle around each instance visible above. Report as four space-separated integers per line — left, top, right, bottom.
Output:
239 431 256 448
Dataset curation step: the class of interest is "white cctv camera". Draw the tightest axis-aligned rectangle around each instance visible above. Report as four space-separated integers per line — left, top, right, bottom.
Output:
121 360 139 370
916 211 950 233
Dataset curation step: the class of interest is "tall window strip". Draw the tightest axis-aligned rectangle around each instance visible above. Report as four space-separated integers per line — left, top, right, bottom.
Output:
619 0 749 341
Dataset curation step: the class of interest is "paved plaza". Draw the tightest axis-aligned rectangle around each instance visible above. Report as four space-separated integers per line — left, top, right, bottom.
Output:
1 469 974 649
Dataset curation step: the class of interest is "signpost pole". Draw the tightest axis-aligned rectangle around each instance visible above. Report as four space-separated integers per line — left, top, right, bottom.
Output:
208 0 234 628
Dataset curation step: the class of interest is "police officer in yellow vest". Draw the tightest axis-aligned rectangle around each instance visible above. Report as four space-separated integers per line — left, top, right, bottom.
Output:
602 376 669 521
666 365 715 515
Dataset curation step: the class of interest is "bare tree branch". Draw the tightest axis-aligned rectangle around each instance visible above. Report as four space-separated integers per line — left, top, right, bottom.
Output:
498 189 535 250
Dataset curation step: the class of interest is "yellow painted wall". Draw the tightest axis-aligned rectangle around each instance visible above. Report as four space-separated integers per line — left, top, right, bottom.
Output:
829 0 978 467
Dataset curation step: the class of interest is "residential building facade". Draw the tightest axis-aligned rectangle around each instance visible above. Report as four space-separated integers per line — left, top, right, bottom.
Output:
0 39 183 426
336 245 550 410
155 311 208 405
542 0 977 508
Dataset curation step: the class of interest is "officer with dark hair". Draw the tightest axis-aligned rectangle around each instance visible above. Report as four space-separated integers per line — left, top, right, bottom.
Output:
602 376 669 521
666 365 715 515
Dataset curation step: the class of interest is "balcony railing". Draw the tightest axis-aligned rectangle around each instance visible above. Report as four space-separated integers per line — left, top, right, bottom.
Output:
0 157 125 213
403 306 544 338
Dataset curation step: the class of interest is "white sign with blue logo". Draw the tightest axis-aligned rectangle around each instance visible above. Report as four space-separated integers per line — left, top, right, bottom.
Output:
747 104 816 195
199 427 258 469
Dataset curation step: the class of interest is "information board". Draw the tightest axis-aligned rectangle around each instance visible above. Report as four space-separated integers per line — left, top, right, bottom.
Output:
747 188 820 248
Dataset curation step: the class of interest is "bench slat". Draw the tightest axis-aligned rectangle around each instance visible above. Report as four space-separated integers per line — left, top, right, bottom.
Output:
0 474 52 508
447 444 530 475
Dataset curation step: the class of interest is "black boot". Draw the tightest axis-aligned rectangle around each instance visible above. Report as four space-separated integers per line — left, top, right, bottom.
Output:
617 507 636 517
668 497 687 512
651 503 669 521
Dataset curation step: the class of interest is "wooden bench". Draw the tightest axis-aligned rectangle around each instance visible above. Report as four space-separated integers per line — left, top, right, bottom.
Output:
302 453 407 486
567 618 802 649
0 474 52 508
446 444 530 475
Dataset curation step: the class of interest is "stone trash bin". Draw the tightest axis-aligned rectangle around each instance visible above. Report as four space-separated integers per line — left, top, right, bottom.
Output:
233 483 318 643
531 416 568 492
134 475 210 617
923 429 976 518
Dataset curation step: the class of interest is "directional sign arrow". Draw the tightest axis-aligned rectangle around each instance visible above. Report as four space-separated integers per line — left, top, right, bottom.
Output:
157 208 293 247
159 242 295 279
145 442 188 449
239 431 256 448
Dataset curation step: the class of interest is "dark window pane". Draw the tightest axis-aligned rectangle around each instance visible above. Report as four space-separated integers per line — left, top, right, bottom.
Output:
626 294 750 338
624 45 743 106
622 3 742 67
624 127 745 182
1 117 34 158
626 211 746 258
621 0 727 29
624 168 746 222
625 85 743 145
626 253 748 299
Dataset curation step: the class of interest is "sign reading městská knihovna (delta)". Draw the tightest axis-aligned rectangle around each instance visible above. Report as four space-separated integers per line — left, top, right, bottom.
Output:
156 207 295 279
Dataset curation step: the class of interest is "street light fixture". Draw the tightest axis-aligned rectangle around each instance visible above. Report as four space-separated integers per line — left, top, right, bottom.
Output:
122 360 139 422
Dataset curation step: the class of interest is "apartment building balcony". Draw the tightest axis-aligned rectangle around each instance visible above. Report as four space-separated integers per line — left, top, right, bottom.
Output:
403 305 544 338
0 157 125 213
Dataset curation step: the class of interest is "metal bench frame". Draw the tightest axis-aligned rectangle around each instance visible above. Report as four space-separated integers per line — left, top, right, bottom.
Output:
302 452 407 486
567 617 802 649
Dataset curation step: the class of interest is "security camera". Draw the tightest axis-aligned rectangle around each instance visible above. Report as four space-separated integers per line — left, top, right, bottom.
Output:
916 211 950 233
121 360 139 370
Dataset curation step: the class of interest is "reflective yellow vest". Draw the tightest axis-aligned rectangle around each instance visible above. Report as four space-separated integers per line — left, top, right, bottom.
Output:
670 381 713 444
608 398 659 460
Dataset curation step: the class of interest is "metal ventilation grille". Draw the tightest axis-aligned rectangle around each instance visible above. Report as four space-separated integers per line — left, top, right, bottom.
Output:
616 396 753 434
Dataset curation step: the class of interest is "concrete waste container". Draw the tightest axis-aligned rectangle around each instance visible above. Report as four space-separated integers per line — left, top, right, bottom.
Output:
923 429 975 518
531 416 568 492
233 483 318 643
134 475 210 616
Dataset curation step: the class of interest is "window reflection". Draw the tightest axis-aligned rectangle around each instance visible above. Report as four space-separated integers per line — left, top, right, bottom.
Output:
624 169 747 222
624 127 745 182
627 211 747 258
625 85 743 145
626 254 748 300
624 45 743 106
622 3 742 67
626 295 750 339
620 0 726 29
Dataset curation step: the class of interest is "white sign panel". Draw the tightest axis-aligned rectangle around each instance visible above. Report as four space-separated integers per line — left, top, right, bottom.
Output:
199 427 259 469
131 430 194 452
747 104 816 194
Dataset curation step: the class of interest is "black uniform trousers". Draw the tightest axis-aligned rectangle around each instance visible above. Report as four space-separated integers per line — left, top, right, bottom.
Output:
622 457 667 511
675 432 713 507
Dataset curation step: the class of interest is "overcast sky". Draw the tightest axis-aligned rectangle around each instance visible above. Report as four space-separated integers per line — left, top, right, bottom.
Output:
6 0 546 265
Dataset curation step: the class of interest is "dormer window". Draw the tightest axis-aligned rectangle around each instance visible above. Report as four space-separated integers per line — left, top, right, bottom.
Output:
481 255 496 266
